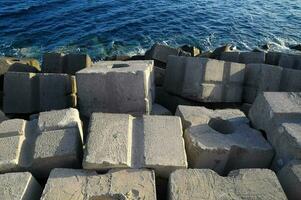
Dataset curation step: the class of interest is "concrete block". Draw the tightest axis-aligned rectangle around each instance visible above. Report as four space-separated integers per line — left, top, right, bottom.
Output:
164 56 245 102
270 123 301 170
42 53 65 73
154 66 165 86
41 168 156 200
0 119 26 137
243 64 283 103
176 105 273 175
76 60 154 117
249 92 301 132
169 169 287 200
151 104 172 115
280 68 301 92
3 72 39 113
278 160 301 200
266 51 282 65
3 72 76 114
83 113 187 178
279 53 301 70
145 43 182 64
32 129 82 178
219 52 240 62
65 53 92 74
0 172 42 200
239 52 265 64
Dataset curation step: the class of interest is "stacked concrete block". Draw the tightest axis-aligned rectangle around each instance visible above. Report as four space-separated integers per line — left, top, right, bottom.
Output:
168 169 287 200
220 51 265 64
151 104 172 115
164 56 245 102
76 60 154 117
83 113 187 178
280 68 301 92
3 72 76 114
0 172 42 200
277 160 301 200
154 66 165 86
249 92 301 170
41 168 157 200
266 51 282 65
0 108 83 178
243 64 283 103
176 105 273 175
278 53 301 70
42 52 92 74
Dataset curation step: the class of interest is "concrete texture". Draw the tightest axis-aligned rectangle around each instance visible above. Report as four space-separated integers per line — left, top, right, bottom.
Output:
3 72 76 114
65 53 92 74
280 68 301 92
278 160 301 200
154 66 165 86
164 56 245 102
83 113 187 178
0 172 42 200
220 52 265 64
151 104 172 115
278 53 301 70
41 168 157 200
243 64 282 103
168 169 287 200
42 53 65 73
176 105 273 175
76 60 154 117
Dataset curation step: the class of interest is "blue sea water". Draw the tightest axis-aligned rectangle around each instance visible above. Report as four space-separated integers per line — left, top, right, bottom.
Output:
0 0 301 60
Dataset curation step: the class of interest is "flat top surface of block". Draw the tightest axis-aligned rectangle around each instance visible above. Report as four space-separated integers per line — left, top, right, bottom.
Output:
0 119 26 137
78 60 153 73
169 169 287 200
264 92 301 114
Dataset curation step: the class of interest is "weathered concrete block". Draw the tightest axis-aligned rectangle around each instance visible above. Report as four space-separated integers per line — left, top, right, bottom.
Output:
249 92 301 132
83 113 187 178
3 72 76 114
279 53 301 70
278 160 301 200
176 105 273 175
0 119 26 137
266 51 282 65
151 104 172 115
154 66 165 86
280 68 301 92
164 56 245 102
65 53 92 74
169 169 287 200
220 52 240 62
243 64 282 103
42 53 65 73
3 72 39 113
41 168 156 200
76 60 154 117
0 172 42 200
239 52 265 64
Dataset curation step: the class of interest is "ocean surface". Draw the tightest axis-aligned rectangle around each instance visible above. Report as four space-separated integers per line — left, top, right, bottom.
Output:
0 0 301 60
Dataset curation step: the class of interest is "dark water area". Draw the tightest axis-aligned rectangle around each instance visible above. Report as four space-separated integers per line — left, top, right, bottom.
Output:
0 0 301 60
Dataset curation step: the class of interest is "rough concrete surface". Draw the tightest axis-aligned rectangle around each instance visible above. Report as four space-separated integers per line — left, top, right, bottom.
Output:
168 169 287 200
83 113 187 178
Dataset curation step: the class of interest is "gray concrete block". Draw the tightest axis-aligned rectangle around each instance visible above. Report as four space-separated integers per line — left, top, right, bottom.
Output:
176 105 273 175
32 128 82 178
42 53 65 73
65 53 92 74
76 60 154 117
41 168 156 200
164 56 245 102
154 66 165 86
151 104 172 115
83 113 187 178
280 68 301 92
145 43 181 63
3 72 39 113
239 52 266 64
266 51 282 65
279 53 301 70
278 160 301 200
249 92 301 132
220 52 240 62
0 119 26 137
169 169 287 200
0 172 42 200
243 64 283 103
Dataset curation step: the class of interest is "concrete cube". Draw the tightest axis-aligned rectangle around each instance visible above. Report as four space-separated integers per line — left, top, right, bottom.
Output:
83 113 187 178
278 160 301 200
154 66 165 86
164 56 245 102
239 52 265 64
41 168 156 200
42 53 65 73
176 105 273 175
220 52 240 62
65 53 92 74
145 43 182 64
243 64 283 103
169 169 287 200
0 119 26 137
266 51 282 65
279 53 301 70
3 72 39 113
76 60 154 117
3 72 76 114
249 92 301 132
280 68 301 92
151 104 172 115
0 172 42 200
